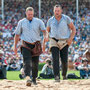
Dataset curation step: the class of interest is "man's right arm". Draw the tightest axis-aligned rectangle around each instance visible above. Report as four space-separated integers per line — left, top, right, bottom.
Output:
13 20 22 55
45 27 50 42
45 18 51 42
13 34 20 55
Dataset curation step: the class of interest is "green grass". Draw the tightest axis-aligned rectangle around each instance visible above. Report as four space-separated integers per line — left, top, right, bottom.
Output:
7 71 21 80
6 70 80 80
5 63 80 80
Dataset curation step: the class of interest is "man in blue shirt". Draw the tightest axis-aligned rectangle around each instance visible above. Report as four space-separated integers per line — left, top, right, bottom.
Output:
45 5 76 82
13 7 46 86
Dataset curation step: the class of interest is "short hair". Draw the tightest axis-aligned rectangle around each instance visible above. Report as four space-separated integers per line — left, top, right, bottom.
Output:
26 7 34 12
54 5 62 10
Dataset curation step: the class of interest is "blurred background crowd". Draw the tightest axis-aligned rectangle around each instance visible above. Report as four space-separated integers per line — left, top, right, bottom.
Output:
0 0 90 71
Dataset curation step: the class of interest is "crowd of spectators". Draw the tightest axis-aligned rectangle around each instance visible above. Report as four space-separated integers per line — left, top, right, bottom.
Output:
0 0 90 71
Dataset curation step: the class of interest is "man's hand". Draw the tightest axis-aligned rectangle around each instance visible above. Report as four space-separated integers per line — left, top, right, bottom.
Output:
42 38 46 53
67 38 73 46
45 36 49 42
13 46 18 57
45 27 50 42
68 22 76 46
42 44 45 53
13 34 20 57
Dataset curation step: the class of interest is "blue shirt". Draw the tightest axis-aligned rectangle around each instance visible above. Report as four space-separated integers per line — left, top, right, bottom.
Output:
14 17 46 43
47 14 72 39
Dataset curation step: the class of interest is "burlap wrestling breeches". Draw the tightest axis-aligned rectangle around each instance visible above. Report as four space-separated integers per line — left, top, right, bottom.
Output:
49 38 68 51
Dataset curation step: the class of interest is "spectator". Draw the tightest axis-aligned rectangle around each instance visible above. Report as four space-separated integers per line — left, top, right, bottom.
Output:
39 58 54 79
8 62 18 71
0 50 7 79
73 59 81 70
78 59 90 79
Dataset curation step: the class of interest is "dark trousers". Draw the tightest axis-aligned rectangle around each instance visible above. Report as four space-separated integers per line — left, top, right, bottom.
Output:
0 67 7 79
21 46 39 79
80 70 90 78
51 45 68 78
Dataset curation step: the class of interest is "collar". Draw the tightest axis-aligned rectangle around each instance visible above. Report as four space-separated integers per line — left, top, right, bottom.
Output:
26 17 34 23
54 15 63 23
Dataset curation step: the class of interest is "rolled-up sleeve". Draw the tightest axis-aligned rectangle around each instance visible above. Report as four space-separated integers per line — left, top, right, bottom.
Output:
39 20 46 31
47 19 50 27
66 16 72 25
14 21 22 35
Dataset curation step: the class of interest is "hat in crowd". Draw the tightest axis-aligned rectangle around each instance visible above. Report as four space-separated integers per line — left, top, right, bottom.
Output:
0 50 4 55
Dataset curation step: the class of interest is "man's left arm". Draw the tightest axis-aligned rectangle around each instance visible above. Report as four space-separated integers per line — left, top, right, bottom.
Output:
42 30 46 52
39 20 46 53
67 22 76 46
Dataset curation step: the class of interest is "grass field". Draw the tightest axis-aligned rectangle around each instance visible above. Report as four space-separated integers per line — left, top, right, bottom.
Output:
7 70 80 80
5 63 80 80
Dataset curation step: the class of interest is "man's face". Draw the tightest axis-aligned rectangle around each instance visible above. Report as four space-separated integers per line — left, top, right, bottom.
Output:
26 10 34 20
54 7 62 18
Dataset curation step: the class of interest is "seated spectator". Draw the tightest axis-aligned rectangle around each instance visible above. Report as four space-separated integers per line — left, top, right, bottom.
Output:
39 58 54 79
73 59 81 70
0 50 7 79
78 59 90 79
9 62 18 71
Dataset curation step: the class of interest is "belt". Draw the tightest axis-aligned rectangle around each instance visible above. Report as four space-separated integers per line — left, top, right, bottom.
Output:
52 38 67 42
52 38 59 42
23 40 35 45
